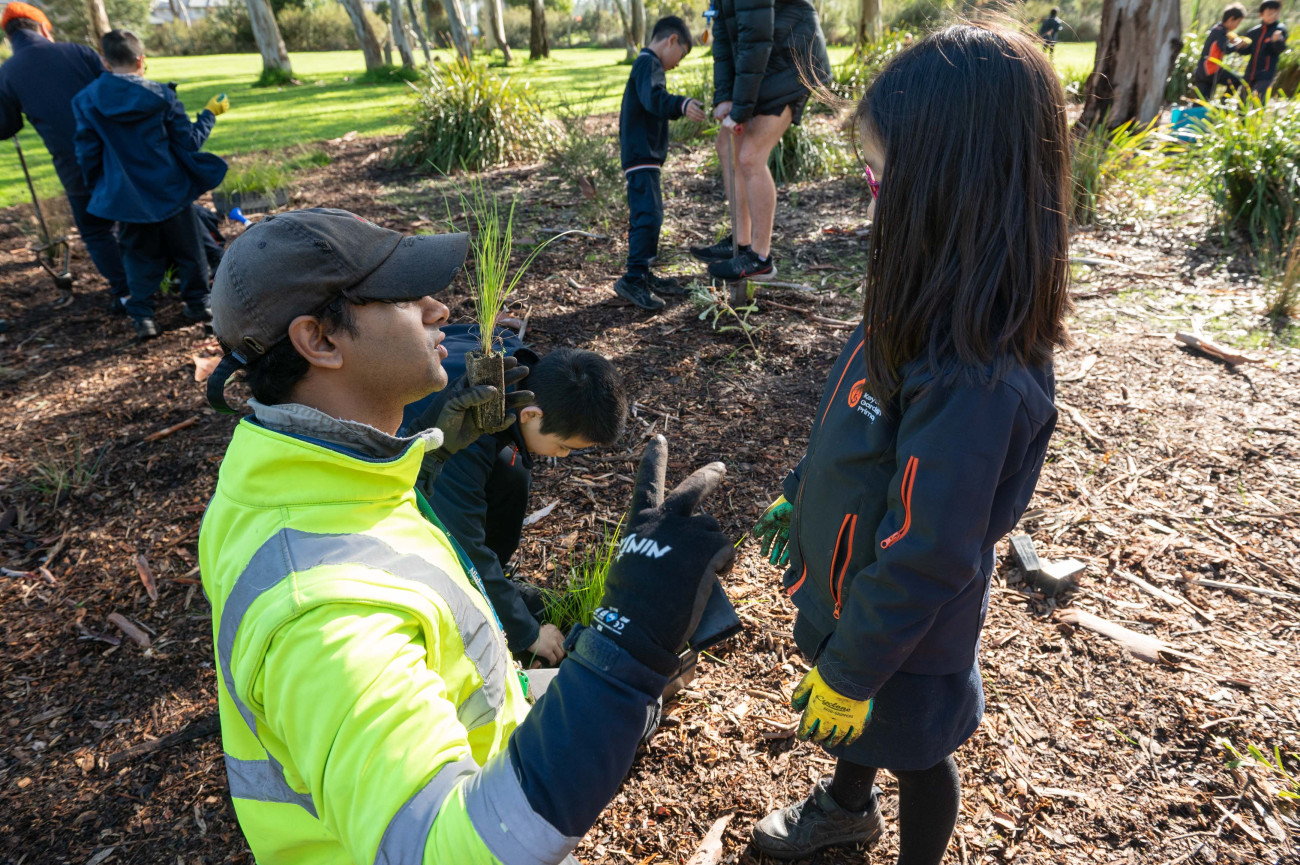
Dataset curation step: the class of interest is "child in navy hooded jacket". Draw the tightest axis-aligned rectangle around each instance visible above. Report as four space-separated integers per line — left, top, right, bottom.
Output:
73 29 228 336
748 25 1070 865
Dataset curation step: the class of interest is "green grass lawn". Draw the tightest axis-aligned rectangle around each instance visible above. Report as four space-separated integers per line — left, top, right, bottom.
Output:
1 42 1088 210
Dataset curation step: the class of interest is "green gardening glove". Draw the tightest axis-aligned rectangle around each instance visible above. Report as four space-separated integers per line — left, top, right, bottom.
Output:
751 495 793 566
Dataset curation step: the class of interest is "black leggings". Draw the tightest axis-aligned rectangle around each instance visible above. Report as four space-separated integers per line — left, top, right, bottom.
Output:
830 755 961 865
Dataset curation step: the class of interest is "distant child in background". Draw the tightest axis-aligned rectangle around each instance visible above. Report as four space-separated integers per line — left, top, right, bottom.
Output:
1037 7 1064 53
1242 0 1288 100
72 29 228 340
614 15 708 312
410 327 628 666
748 25 1068 864
1194 4 1251 100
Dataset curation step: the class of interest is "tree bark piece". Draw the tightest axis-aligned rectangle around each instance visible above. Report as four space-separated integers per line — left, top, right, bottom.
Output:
1059 608 1193 665
1078 0 1181 129
245 0 293 76
338 0 386 70
1056 401 1107 451
686 814 734 865
1174 332 1263 366
105 714 219 768
107 613 151 648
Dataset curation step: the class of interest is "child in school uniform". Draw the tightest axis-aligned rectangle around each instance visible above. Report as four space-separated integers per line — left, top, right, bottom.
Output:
613 15 708 312
749 25 1070 864
406 326 628 666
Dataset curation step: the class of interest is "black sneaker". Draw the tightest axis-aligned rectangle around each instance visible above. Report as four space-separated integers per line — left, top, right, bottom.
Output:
613 274 665 311
708 248 776 282
183 299 213 322
109 296 129 316
690 236 746 263
648 273 686 296
751 778 884 860
133 317 160 340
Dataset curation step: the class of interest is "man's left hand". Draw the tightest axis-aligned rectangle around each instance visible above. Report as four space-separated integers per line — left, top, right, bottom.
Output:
425 355 532 458
791 666 873 748
722 116 743 135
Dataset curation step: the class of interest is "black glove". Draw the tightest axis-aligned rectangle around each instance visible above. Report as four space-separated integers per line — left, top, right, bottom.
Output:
592 436 735 675
420 355 533 460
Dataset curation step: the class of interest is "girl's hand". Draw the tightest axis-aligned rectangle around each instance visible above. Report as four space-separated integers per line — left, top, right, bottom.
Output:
751 495 793 565
791 666 873 747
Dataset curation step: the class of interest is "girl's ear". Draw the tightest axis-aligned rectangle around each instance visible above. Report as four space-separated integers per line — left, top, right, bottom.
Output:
287 315 345 371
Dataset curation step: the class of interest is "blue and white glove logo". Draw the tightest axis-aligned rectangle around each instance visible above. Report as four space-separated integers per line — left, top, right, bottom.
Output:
592 606 630 634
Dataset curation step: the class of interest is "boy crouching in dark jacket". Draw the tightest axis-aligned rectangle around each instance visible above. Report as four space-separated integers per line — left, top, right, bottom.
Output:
73 29 228 340
613 16 707 312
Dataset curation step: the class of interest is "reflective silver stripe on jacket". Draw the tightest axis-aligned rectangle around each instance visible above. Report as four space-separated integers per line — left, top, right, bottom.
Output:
462 751 580 865
374 756 479 865
217 528 511 810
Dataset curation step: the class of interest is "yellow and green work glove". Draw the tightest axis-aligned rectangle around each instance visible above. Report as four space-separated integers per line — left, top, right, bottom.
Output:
791 666 873 748
751 495 793 565
205 93 230 116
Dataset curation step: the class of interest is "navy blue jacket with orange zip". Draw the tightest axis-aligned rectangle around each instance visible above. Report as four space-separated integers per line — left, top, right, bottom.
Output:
780 322 1057 702
1241 21 1288 86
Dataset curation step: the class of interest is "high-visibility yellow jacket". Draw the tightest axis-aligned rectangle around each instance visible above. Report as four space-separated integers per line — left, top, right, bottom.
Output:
200 415 668 865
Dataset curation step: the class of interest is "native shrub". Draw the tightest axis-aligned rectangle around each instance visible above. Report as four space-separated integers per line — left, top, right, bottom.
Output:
545 102 625 227
1071 119 1155 225
394 60 555 173
767 123 849 185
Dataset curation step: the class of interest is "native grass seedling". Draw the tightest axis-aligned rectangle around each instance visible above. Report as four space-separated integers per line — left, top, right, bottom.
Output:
690 282 762 356
540 521 623 633
1219 738 1300 807
451 181 563 427
29 436 106 502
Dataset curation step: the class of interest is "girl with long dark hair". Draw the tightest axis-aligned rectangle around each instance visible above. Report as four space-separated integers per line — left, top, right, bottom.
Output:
750 24 1071 864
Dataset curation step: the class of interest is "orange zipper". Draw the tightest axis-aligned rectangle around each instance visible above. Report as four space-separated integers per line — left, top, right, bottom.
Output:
831 514 857 619
880 456 919 550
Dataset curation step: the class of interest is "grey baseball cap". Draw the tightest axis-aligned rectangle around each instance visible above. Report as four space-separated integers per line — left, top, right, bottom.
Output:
206 208 469 412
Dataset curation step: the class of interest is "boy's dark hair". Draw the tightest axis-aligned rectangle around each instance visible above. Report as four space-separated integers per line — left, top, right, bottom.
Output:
854 24 1069 403
1223 3 1248 21
528 348 627 446
1260 0 1281 12
241 297 361 405
102 29 145 67
3 17 42 36
651 15 692 51
1049 8 1059 16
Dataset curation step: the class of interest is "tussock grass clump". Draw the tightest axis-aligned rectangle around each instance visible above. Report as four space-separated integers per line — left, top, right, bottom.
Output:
358 64 422 84
218 147 331 197
767 124 849 185
395 60 555 173
1181 96 1300 254
1072 119 1155 225
541 523 622 632
671 63 715 143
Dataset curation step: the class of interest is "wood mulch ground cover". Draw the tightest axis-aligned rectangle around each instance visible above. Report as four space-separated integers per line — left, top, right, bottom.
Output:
2 126 1298 865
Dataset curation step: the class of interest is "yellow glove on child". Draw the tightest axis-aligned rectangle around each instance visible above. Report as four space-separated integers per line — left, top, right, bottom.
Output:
791 666 873 748
205 93 230 116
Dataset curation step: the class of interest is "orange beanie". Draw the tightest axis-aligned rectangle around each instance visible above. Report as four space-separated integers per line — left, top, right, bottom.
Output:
1 2 54 32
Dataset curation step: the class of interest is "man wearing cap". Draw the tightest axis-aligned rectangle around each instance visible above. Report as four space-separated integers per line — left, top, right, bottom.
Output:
200 207 735 864
0 3 129 306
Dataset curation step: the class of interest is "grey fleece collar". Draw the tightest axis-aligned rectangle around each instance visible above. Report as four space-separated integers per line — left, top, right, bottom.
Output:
248 398 443 460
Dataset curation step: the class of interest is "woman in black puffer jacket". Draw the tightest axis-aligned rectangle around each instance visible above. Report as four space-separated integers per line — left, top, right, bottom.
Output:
690 0 831 282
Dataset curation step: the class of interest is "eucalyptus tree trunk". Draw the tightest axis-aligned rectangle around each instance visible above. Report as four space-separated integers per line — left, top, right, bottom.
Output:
856 0 880 45
529 0 549 60
245 0 293 76
1078 0 1182 129
86 0 111 39
630 0 645 48
390 0 416 67
169 0 191 27
407 0 433 64
613 0 635 60
338 0 386 70
442 0 472 60
486 0 513 63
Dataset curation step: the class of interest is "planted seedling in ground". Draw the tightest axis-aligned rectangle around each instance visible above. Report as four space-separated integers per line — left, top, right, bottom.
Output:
452 181 563 429
690 282 763 356
540 521 622 633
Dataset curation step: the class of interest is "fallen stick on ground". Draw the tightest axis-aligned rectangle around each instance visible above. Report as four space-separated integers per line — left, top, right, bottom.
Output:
685 814 734 865
1056 401 1106 450
756 279 817 292
142 415 199 444
105 713 219 768
1150 573 1300 603
1174 332 1263 366
106 613 151 647
1116 569 1214 622
1059 608 1194 665
761 299 856 328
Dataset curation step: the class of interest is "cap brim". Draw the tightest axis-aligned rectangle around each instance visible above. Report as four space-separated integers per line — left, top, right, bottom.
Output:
351 231 470 301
